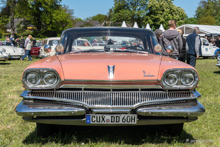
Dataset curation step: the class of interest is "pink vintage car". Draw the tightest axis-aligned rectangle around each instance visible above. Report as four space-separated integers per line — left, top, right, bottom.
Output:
15 27 205 137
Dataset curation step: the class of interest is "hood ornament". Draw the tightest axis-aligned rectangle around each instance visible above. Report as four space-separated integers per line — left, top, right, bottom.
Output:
108 65 115 79
143 70 155 77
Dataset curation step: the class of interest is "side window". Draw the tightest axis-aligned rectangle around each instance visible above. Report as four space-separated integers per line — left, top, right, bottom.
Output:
203 39 209 46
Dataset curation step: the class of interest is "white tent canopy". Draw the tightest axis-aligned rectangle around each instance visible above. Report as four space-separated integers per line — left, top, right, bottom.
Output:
133 22 139 28
121 21 127 27
159 24 165 32
145 23 151 30
176 24 220 37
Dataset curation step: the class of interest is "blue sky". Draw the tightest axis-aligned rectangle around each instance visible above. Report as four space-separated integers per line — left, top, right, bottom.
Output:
61 0 201 19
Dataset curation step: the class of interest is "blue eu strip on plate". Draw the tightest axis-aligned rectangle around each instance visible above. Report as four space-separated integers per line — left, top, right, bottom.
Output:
86 115 91 124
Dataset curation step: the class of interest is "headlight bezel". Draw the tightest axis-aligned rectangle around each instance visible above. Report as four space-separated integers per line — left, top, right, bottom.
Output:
161 68 199 90
22 68 61 89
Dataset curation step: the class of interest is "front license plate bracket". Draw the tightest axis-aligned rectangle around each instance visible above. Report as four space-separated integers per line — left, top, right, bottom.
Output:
86 114 137 124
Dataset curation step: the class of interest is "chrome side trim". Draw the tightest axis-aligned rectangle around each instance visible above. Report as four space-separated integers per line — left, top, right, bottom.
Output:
23 117 197 126
136 101 205 117
60 85 162 89
92 109 131 114
15 101 85 117
64 79 158 82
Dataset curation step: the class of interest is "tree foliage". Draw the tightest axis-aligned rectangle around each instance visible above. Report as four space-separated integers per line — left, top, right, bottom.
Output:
89 14 107 24
184 17 198 24
0 0 74 37
111 0 148 27
195 0 220 25
111 0 186 29
144 0 186 30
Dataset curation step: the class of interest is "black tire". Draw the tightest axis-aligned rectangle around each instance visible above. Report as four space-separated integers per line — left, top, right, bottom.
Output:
160 123 184 136
36 123 57 137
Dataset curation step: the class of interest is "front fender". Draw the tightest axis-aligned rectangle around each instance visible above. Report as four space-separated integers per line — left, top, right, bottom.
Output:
213 48 220 57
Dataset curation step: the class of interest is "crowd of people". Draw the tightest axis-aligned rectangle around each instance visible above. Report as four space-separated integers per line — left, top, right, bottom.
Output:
155 19 202 67
5 35 44 61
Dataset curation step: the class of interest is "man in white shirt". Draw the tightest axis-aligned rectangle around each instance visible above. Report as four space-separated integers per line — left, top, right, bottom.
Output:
21 35 32 61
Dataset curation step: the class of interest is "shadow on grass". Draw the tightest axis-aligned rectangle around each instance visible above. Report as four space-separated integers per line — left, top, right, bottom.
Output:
23 125 195 145
0 62 11 65
213 71 220 74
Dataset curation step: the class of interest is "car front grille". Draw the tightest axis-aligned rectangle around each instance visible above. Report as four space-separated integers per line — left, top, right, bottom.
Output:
30 90 192 107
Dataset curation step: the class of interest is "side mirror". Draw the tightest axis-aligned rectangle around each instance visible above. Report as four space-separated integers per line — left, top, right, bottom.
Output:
44 45 51 53
154 44 162 53
55 43 64 53
166 45 174 54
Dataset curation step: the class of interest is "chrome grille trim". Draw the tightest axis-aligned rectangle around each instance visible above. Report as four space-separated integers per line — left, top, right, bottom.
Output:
60 85 162 89
21 90 199 108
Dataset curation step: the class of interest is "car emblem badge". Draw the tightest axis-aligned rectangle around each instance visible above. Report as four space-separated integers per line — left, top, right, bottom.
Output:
108 65 115 79
143 70 155 77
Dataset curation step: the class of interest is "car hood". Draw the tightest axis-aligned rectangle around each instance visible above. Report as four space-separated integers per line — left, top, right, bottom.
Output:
0 46 23 53
57 52 162 81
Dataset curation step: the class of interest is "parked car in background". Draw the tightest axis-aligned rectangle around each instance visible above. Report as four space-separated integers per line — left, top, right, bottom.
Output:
31 41 43 57
39 37 60 58
0 45 24 59
0 41 13 46
0 48 9 61
15 27 205 137
200 38 219 58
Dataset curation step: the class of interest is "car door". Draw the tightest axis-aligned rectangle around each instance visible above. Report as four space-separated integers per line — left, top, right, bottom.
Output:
201 38 212 56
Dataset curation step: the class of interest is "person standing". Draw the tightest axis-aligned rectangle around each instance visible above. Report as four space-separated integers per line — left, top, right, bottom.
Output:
20 36 25 48
155 29 163 45
215 36 220 48
177 28 186 62
32 37 36 46
161 19 183 59
21 35 32 61
186 27 201 67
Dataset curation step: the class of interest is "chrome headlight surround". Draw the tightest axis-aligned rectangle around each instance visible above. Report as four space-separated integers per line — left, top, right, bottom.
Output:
20 48 25 54
22 68 61 89
2 48 6 53
161 68 199 90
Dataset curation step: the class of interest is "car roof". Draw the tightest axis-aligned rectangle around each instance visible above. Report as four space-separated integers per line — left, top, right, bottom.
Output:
61 27 156 40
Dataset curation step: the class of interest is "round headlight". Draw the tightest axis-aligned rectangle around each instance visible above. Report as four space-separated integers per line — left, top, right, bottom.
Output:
181 73 195 86
164 73 178 86
43 72 58 85
26 72 41 85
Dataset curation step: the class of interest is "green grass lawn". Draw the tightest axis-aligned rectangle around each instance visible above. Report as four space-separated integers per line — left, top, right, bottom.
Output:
0 58 219 147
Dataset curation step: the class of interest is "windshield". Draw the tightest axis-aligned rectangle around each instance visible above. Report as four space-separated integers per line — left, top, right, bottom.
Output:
48 39 59 46
61 28 158 54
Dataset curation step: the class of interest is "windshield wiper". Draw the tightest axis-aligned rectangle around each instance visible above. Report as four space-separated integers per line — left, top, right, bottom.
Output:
112 48 148 53
70 49 103 53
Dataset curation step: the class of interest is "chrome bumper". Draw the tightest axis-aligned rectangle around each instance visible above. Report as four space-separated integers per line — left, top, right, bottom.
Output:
16 100 205 125
216 63 220 68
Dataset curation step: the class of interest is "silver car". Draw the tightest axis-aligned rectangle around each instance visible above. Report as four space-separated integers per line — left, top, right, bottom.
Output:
0 41 25 59
0 48 9 61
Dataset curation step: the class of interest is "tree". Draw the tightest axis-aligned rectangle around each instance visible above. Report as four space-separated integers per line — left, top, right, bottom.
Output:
89 14 107 24
184 17 198 24
144 0 186 30
111 0 148 27
0 0 74 37
195 0 220 25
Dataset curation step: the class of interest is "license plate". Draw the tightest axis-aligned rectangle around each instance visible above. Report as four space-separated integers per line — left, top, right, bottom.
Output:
11 56 20 58
86 114 137 124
